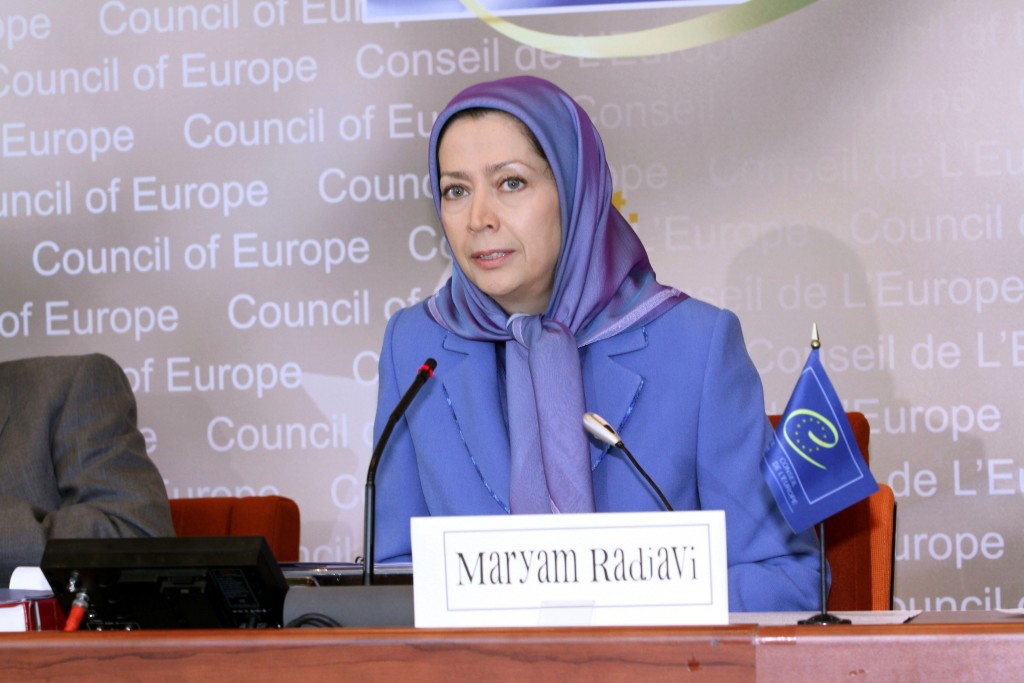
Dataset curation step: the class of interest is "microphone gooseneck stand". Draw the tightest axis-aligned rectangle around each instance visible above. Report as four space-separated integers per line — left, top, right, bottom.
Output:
363 359 436 586
582 412 673 512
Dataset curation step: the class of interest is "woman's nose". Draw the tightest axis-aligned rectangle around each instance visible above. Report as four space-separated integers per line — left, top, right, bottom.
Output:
467 193 497 232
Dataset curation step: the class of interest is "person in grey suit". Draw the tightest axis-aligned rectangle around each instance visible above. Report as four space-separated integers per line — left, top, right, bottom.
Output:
0 353 174 587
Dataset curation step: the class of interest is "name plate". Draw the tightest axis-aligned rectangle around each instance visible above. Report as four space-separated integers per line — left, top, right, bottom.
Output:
410 510 727 628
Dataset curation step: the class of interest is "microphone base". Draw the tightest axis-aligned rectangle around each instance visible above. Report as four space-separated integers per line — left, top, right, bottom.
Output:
797 612 851 625
284 584 414 628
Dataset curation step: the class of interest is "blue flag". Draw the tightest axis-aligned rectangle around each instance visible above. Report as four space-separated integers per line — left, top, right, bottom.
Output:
760 348 879 533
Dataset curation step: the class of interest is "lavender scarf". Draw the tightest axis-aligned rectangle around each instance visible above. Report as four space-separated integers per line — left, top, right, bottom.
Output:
426 76 685 514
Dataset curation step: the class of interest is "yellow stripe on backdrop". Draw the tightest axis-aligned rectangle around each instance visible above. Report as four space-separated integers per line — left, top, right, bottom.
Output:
458 0 821 58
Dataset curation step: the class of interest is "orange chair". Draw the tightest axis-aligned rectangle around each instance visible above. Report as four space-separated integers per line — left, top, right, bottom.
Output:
168 496 301 562
769 412 896 610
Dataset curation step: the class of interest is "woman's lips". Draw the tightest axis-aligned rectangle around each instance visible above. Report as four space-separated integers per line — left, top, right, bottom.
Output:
472 249 512 268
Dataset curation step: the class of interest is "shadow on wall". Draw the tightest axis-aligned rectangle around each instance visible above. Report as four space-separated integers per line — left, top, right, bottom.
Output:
722 225 990 608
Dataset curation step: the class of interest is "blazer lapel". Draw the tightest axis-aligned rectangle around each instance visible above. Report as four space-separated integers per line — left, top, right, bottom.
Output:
438 334 511 502
583 326 648 463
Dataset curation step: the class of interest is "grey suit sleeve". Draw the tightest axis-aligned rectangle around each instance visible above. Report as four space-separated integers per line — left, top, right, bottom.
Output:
0 354 174 586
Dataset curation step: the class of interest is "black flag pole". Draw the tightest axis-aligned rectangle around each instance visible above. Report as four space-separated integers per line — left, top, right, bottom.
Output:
798 324 851 626
798 519 850 625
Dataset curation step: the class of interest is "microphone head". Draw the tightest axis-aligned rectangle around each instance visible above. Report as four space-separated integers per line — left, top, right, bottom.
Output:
583 412 623 448
418 358 437 378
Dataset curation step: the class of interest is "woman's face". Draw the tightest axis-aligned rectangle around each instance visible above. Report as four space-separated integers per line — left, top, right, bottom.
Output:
437 111 561 316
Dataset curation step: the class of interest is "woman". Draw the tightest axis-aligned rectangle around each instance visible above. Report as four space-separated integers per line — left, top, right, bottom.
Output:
372 75 821 611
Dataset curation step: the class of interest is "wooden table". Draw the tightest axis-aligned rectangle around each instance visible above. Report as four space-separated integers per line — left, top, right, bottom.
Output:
3 615 1023 682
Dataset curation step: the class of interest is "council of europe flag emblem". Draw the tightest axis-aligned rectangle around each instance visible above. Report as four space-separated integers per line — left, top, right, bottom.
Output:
760 347 879 533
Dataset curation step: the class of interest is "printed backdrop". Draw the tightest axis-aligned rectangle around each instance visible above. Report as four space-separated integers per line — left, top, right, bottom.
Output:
2 0 1021 611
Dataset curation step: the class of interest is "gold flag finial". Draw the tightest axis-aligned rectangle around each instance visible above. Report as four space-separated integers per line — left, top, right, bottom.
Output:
811 323 820 350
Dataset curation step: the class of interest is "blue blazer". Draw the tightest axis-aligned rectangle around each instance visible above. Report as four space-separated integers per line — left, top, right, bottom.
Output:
373 297 822 611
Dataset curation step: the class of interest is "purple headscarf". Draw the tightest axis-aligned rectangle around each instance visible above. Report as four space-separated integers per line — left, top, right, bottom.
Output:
427 76 685 514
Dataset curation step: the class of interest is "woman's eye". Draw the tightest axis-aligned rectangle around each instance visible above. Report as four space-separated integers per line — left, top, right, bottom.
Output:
443 185 466 199
503 177 524 191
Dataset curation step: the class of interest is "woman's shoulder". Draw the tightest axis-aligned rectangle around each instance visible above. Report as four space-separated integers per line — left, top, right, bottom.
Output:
383 299 448 349
633 295 751 365
647 294 741 333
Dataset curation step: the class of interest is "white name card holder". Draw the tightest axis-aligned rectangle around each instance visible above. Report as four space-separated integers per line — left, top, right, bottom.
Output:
410 509 728 628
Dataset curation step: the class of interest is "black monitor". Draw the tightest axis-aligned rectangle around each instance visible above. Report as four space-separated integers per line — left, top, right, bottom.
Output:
41 536 289 630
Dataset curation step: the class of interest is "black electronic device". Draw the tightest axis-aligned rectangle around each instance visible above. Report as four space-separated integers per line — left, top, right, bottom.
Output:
41 536 289 630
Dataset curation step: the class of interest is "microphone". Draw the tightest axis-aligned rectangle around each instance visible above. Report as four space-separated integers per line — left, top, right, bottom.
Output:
582 412 674 512
363 358 436 585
